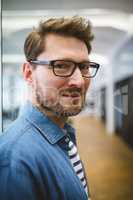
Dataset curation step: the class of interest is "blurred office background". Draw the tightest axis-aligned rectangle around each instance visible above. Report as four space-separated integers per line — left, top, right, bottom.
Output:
2 0 133 147
1 1 133 199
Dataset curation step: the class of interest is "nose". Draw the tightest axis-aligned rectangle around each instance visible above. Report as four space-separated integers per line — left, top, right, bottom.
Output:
68 67 85 88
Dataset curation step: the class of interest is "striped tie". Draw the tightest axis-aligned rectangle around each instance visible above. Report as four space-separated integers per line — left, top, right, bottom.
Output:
65 137 91 199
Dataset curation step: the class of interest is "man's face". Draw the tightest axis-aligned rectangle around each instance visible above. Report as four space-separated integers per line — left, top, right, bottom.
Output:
29 34 91 117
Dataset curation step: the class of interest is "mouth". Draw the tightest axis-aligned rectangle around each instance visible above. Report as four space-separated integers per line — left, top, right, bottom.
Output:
62 92 81 98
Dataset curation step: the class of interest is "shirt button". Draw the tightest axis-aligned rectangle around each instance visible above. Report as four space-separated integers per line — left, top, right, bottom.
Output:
65 137 70 143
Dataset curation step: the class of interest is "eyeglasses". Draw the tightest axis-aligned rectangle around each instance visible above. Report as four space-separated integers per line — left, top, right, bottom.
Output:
29 59 100 78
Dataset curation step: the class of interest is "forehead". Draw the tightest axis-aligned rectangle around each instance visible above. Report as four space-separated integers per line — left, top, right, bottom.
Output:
37 33 89 61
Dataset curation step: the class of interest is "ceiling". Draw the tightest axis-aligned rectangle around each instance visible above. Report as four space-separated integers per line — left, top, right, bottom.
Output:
2 0 133 13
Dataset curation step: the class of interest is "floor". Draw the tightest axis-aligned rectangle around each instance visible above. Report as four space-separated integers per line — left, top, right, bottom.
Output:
71 116 133 200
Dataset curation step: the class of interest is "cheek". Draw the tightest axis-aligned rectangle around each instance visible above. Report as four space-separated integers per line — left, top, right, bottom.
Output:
84 79 91 91
39 74 67 97
34 69 52 88
47 76 67 90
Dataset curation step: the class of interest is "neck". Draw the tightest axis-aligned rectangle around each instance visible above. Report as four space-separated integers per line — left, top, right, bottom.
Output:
30 100 68 129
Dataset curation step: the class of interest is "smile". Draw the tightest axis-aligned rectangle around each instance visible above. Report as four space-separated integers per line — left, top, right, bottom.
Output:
61 93 81 98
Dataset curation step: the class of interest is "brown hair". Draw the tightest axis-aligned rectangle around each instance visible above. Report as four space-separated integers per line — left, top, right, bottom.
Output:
24 16 94 61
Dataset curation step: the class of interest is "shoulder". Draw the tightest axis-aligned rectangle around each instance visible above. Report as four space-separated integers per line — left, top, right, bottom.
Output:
0 116 48 167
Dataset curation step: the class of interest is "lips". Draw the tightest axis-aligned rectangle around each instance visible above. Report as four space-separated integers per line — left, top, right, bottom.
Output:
62 93 70 97
62 92 81 98
70 93 81 98
60 87 83 100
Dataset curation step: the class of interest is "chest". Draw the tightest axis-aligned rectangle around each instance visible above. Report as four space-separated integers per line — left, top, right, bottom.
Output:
34 142 88 200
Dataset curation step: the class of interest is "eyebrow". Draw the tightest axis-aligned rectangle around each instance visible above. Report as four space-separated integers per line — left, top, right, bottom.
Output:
53 58 91 63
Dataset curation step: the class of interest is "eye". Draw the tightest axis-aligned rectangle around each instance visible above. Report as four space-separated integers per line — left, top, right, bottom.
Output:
55 63 67 69
54 61 72 69
80 63 90 70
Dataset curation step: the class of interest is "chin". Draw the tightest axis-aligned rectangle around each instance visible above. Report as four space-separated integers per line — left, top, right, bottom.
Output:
56 106 83 117
61 110 81 117
37 98 84 117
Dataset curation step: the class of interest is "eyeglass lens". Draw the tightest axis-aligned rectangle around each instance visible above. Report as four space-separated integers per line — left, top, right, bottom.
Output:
53 60 98 77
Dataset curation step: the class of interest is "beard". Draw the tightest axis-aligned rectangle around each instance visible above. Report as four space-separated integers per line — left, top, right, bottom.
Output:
34 81 86 117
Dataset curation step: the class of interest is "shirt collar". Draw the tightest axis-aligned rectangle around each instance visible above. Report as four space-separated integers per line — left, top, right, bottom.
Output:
19 102 75 144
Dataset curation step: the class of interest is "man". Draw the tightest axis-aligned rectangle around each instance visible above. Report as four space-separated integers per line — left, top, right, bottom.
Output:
0 16 99 200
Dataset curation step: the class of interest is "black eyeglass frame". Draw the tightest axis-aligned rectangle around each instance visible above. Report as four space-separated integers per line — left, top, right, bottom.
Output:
29 59 100 78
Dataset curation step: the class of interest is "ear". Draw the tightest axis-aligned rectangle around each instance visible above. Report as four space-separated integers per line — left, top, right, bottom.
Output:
23 62 34 85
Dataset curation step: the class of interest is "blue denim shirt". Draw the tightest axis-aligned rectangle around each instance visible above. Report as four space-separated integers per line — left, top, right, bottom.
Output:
0 102 89 200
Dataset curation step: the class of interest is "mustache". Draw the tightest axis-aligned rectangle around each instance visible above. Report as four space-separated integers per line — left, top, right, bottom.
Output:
60 88 83 93
59 87 83 96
